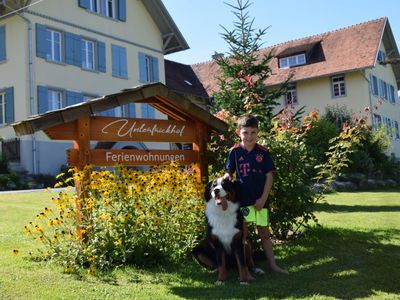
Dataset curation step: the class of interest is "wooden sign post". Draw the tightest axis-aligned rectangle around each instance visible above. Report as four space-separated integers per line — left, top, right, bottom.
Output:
11 83 229 237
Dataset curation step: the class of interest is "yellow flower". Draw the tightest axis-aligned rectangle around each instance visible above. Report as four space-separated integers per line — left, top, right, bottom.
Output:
114 239 122 246
88 255 97 262
12 249 19 256
153 218 161 226
64 265 72 273
136 215 146 225
87 267 96 275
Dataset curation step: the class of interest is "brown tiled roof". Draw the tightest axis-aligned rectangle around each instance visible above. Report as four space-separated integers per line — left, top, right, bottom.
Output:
164 59 210 98
191 17 393 95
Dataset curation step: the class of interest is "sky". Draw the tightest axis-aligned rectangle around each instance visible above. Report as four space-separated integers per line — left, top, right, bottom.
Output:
163 0 400 65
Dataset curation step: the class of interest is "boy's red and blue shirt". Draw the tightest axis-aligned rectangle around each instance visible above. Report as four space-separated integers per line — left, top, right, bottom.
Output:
225 143 276 208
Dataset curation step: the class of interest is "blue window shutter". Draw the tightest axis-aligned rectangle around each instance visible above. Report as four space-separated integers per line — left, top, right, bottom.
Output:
37 85 48 113
5 87 14 123
127 103 136 118
65 32 82 66
111 44 119 76
141 104 155 119
139 52 147 82
152 57 159 82
148 106 155 119
66 90 83 107
369 74 374 94
0 26 6 62
120 47 127 78
78 0 90 9
141 103 148 118
97 41 106 72
35 23 48 59
118 0 126 21
100 0 107 16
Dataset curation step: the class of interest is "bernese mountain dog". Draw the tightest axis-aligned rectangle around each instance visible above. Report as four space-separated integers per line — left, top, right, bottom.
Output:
193 177 254 284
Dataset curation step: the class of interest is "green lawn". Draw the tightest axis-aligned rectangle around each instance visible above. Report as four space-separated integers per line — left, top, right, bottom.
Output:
0 190 399 299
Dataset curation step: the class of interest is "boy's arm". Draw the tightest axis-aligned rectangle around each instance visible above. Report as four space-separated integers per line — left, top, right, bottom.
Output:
224 149 235 179
254 171 273 210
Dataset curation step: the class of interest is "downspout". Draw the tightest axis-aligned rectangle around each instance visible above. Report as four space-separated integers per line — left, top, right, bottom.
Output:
361 69 375 130
3 1 38 174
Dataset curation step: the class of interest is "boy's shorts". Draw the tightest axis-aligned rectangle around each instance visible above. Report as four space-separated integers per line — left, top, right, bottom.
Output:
240 206 269 227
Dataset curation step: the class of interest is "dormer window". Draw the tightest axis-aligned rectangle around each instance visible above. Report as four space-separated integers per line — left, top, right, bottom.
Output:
279 53 306 69
377 50 386 64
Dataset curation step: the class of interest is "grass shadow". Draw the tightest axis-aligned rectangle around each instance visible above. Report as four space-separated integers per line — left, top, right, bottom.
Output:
170 226 400 299
314 202 400 213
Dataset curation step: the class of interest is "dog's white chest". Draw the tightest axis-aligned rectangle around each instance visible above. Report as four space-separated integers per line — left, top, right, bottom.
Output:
205 201 240 253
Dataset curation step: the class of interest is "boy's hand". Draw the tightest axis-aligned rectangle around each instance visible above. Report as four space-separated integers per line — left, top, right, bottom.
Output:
223 173 231 180
254 198 267 210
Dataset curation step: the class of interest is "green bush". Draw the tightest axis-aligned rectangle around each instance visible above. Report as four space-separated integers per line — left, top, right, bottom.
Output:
304 117 338 165
260 130 318 238
24 163 205 273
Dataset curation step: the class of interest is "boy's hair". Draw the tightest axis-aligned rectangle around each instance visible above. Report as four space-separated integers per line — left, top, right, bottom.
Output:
237 114 259 129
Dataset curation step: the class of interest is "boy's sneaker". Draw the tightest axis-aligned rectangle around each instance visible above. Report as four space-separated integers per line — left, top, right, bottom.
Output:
251 267 265 276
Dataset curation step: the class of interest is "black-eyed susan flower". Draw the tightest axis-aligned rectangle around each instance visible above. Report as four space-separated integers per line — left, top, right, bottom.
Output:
64 265 72 273
12 249 19 256
87 267 96 275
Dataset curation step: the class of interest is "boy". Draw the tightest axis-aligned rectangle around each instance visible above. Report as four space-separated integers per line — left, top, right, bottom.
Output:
224 114 288 274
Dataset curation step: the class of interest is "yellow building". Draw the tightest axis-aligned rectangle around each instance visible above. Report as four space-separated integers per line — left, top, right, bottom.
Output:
190 18 400 158
0 0 188 174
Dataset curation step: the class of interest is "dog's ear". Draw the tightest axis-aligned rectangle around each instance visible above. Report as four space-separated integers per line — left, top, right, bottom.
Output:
204 181 213 200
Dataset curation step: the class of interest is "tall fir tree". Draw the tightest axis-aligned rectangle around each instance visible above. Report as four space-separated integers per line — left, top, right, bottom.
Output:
212 0 288 133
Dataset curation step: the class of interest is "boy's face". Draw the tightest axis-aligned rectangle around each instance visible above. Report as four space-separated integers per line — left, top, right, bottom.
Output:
237 126 258 148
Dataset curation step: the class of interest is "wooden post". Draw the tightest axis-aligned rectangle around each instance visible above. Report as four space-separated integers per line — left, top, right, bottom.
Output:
72 117 91 231
193 121 208 184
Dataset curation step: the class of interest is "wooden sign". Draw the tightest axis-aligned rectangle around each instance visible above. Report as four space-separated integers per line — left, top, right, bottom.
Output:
45 117 197 142
68 149 198 166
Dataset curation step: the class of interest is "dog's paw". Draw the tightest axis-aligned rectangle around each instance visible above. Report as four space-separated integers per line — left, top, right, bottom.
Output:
214 280 225 285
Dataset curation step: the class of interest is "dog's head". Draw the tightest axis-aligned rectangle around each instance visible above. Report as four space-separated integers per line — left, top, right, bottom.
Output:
205 177 241 211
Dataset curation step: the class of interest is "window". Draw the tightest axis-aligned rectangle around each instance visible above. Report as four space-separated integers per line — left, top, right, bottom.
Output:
331 75 346 97
373 114 381 130
378 79 388 100
82 39 95 70
377 50 386 64
36 24 106 72
48 89 63 110
0 87 14 124
38 87 86 112
46 29 62 62
112 44 128 78
395 121 400 139
387 84 396 104
279 53 306 68
81 0 125 21
105 0 116 18
139 52 159 83
0 26 6 62
285 85 298 105
370 74 378 96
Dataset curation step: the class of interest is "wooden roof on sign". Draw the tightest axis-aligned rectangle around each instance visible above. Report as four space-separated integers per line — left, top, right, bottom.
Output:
12 83 228 136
